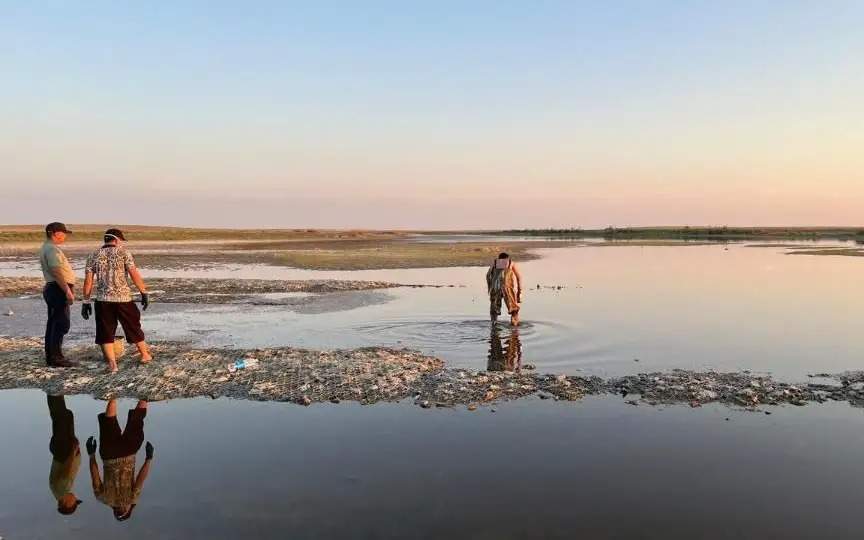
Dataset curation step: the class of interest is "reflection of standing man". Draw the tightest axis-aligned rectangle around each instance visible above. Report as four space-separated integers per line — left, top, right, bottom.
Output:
47 394 83 515
40 222 77 367
487 326 523 372
87 399 154 521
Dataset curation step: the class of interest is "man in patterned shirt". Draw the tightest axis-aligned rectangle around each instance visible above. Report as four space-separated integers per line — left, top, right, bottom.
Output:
87 398 154 521
81 228 152 373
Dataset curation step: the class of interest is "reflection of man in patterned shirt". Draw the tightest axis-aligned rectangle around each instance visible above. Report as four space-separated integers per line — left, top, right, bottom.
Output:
81 228 152 373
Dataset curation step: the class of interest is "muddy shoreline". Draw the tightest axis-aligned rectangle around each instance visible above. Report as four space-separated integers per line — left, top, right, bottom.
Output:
2 337 862 411
0 276 450 304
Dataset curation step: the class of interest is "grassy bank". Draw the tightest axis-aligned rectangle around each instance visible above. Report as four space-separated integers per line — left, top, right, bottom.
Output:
266 242 543 270
0 225 549 270
0 225 409 243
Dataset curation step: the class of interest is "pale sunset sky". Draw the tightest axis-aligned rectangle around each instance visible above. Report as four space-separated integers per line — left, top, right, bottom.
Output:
2 1 862 229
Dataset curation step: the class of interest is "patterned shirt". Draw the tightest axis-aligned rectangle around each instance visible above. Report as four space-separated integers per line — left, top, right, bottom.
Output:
86 246 136 302
94 455 142 508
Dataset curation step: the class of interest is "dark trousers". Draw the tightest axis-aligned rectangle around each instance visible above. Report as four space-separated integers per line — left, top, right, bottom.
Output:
48 395 78 461
43 282 72 364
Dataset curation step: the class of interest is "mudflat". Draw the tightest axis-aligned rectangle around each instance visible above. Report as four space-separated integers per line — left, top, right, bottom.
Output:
0 225 557 269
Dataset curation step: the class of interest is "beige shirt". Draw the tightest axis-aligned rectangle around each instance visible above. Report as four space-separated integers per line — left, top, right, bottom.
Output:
40 241 77 285
50 450 81 500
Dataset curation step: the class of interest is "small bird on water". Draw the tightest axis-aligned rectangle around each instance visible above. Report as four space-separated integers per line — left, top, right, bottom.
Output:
4 309 13 316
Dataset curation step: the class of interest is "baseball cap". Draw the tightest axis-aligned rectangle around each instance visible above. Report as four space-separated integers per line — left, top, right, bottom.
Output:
45 222 72 235
104 228 126 241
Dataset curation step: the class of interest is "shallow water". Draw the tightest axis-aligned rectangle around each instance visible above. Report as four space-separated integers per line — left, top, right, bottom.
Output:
3 243 861 379
3 244 864 538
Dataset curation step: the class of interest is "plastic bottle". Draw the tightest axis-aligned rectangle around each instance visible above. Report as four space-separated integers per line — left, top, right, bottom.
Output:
228 357 259 372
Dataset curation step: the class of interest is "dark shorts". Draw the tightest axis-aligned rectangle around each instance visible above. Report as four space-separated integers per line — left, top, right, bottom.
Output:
95 301 145 345
98 408 146 460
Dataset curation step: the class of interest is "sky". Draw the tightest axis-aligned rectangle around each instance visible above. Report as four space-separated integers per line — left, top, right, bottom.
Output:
1 1 862 229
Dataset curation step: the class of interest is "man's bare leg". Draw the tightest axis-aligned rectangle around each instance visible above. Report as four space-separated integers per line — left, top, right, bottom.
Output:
106 399 117 418
510 311 520 327
100 344 118 373
134 341 152 364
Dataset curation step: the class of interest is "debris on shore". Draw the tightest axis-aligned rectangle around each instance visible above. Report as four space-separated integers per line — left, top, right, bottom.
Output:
0 277 449 304
2 337 863 411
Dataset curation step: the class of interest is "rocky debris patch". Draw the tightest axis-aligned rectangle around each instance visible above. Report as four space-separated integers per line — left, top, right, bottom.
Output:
0 337 443 403
807 371 864 408
609 370 818 408
0 277 446 304
2 337 864 411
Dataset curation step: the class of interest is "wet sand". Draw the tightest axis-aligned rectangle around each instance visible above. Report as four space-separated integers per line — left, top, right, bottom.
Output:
0 276 452 304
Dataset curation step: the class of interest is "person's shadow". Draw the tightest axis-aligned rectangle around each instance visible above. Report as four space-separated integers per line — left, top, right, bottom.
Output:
487 325 523 372
86 398 155 522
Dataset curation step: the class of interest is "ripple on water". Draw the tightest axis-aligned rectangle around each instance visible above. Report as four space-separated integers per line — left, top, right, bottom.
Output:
348 316 608 372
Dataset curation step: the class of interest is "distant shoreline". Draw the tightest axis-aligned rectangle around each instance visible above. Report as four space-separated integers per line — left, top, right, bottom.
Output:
3 224 863 244
494 226 864 242
3 226 863 268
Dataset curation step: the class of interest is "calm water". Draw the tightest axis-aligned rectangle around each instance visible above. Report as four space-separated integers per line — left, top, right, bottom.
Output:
3 391 864 539
2 244 864 538
3 243 862 379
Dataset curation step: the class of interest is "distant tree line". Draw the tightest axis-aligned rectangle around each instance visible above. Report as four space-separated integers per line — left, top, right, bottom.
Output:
495 227 864 241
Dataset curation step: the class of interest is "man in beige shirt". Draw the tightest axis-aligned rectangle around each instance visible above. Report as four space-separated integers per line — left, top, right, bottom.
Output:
40 222 77 367
48 394 83 515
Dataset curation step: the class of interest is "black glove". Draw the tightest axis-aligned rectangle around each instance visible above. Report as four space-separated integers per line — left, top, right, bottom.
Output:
81 302 92 320
141 293 149 311
86 436 97 456
145 441 154 460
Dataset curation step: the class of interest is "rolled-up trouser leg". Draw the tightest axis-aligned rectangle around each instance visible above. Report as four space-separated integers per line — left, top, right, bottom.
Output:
489 291 503 319
503 287 520 316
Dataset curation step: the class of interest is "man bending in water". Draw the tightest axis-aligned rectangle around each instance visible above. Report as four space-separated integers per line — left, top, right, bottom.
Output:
486 252 523 326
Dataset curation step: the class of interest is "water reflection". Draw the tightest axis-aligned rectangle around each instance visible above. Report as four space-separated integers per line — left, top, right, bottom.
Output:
47 395 83 515
87 399 154 521
487 325 522 372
